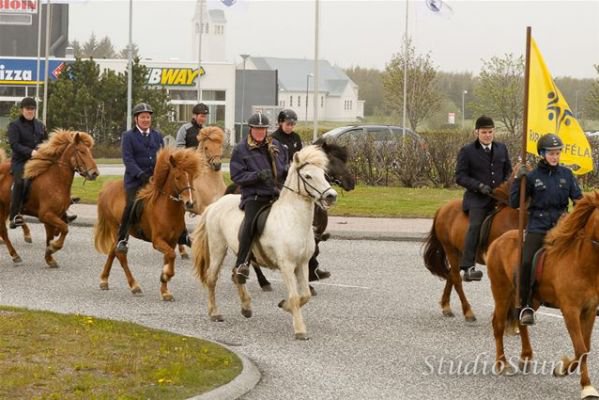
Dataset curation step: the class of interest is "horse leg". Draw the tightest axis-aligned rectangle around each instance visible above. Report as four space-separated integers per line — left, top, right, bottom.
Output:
178 243 190 260
113 250 142 294
153 239 177 301
439 248 457 317
0 222 21 263
22 222 32 243
99 250 117 290
206 241 227 322
295 263 311 307
40 214 68 268
518 325 534 372
447 250 476 322
491 295 511 373
253 264 272 291
277 265 308 340
42 223 60 268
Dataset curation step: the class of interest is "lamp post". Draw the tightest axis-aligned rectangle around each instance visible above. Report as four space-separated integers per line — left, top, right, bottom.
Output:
305 73 313 123
239 54 250 142
461 89 468 128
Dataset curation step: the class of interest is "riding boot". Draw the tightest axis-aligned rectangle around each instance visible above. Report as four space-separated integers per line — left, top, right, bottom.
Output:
115 188 138 254
460 207 487 281
308 240 330 281
9 172 26 229
234 199 270 284
518 232 545 326
177 228 192 247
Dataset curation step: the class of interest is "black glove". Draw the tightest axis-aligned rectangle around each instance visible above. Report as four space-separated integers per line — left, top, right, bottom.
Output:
516 165 528 179
478 183 492 195
139 172 151 185
257 169 273 185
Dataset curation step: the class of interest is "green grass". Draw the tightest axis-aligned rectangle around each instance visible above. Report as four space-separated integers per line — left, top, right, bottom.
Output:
330 186 462 218
95 158 123 165
72 175 463 217
0 306 242 400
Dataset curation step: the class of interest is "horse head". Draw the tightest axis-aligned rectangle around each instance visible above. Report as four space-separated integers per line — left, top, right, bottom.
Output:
290 145 338 210
313 138 355 191
197 126 224 171
68 132 99 180
166 149 201 211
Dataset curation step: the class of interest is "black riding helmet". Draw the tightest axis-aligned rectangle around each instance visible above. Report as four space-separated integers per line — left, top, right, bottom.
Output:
193 103 209 115
247 112 270 128
537 133 564 155
277 109 298 124
132 102 153 116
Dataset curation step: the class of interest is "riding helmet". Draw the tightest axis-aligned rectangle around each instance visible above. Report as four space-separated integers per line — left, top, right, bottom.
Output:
132 103 153 116
475 115 494 130
537 133 564 155
20 97 37 109
193 103 209 115
247 112 270 128
277 109 298 124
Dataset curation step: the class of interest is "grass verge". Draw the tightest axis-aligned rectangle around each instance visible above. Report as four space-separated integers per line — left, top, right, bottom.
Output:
0 306 242 400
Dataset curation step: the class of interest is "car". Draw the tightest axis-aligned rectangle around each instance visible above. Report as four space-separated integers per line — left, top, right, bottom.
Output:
321 124 423 147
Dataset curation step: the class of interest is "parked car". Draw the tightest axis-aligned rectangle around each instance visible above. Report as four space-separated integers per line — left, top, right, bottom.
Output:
321 124 423 147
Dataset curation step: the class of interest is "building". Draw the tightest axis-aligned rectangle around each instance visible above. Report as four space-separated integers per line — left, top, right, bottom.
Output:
246 57 364 122
191 0 227 63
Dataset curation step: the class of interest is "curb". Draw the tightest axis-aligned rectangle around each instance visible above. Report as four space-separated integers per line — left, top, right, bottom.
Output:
187 349 261 400
23 217 428 243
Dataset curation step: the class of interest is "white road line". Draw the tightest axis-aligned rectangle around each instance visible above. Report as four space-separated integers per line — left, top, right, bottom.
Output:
265 278 371 290
482 302 564 320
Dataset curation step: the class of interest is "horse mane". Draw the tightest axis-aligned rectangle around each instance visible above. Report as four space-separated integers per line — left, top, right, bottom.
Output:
545 191 599 258
24 129 94 179
198 126 224 145
492 176 514 205
313 137 349 163
138 147 201 203
292 145 328 172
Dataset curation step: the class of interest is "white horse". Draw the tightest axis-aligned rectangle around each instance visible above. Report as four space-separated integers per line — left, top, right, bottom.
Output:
191 145 337 340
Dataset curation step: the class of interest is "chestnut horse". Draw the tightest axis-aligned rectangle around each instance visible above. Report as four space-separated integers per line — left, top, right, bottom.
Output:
178 126 226 259
487 191 599 400
423 176 520 322
94 148 200 300
0 130 98 266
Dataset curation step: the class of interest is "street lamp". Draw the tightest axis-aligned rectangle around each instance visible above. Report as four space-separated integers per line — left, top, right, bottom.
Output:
461 90 468 128
305 73 313 124
239 54 250 143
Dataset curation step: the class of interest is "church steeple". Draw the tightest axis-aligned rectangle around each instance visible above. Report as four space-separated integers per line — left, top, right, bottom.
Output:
191 0 227 62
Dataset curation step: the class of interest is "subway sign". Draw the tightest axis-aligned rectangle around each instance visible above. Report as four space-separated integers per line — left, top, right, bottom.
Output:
0 0 38 14
146 66 205 86
0 58 66 85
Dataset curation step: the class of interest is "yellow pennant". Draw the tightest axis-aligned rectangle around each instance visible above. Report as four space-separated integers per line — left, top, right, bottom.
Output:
527 38 593 175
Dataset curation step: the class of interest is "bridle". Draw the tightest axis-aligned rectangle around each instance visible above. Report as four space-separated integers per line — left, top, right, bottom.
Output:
283 162 335 207
164 170 193 203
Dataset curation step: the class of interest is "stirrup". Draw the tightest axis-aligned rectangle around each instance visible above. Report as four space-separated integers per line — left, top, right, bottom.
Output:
235 262 251 284
519 306 536 326
10 215 24 229
115 239 129 254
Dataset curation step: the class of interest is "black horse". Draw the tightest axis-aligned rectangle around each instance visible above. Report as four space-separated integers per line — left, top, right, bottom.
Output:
225 138 356 293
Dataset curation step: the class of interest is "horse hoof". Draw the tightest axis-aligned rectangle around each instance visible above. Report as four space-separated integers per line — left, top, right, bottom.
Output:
211 315 224 322
553 357 570 377
24 237 32 244
278 300 285 308
131 286 142 295
180 253 190 260
310 286 317 296
99 282 109 290
442 309 455 318
162 294 174 302
241 309 252 318
582 386 599 399
12 255 22 264
261 284 273 292
465 314 477 323
295 333 310 341
47 261 59 268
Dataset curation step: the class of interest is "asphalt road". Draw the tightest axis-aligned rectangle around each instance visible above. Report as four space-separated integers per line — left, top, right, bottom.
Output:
0 224 595 400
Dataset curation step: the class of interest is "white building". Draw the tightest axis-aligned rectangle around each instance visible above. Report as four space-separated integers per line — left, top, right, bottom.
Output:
245 57 365 122
191 0 227 62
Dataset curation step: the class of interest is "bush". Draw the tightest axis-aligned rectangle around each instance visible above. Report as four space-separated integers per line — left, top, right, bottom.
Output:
92 143 121 159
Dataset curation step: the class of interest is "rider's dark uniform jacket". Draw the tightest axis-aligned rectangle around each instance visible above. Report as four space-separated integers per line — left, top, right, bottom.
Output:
7 115 48 173
230 136 287 209
271 128 303 162
510 160 582 233
456 140 512 211
121 127 164 190
176 119 202 148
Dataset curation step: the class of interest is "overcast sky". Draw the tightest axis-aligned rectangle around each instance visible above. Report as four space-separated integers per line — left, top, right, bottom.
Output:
69 0 599 79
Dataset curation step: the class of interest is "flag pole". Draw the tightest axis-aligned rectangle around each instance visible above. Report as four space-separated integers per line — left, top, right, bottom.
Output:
516 26 532 316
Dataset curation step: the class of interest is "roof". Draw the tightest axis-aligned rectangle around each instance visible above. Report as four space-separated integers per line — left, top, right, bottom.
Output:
249 57 356 96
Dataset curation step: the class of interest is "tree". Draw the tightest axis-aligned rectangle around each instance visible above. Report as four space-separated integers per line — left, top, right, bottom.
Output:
382 39 441 131
345 66 384 116
472 54 524 136
118 43 140 59
70 34 138 59
586 65 599 120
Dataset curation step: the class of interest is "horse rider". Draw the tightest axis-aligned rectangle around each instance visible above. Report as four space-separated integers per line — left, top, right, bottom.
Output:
7 97 50 228
115 103 166 254
230 112 287 283
456 115 512 281
175 103 209 149
510 133 582 325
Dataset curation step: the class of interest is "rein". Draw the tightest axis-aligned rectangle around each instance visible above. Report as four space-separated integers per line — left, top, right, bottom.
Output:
282 163 335 205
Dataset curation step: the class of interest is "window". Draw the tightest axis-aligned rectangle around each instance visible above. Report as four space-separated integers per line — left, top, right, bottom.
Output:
205 23 209 34
290 96 293 107
321 96 324 108
279 100 285 107
298 96 301 107
202 90 226 101
168 89 197 101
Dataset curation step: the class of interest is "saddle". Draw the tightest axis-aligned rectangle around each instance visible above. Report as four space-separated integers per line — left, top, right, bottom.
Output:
512 248 559 310
474 207 501 263
129 198 150 242
237 203 273 243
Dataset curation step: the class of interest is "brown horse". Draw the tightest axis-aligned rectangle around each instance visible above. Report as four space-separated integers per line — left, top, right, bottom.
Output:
423 176 520 322
178 126 226 259
94 148 200 300
0 130 98 266
487 192 599 400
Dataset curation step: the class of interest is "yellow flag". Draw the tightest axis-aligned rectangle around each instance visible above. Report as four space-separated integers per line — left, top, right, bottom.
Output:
527 38 593 175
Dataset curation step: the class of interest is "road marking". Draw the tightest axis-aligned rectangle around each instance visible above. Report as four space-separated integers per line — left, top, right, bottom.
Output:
265 278 370 290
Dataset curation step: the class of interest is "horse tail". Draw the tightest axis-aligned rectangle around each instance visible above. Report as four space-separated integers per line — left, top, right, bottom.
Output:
422 209 449 280
94 205 116 255
191 212 210 285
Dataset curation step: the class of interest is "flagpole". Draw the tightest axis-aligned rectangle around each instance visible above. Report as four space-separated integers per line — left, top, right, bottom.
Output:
401 0 408 145
35 0 44 118
312 0 319 141
196 0 204 103
42 0 52 126
126 0 133 129
516 26 532 316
